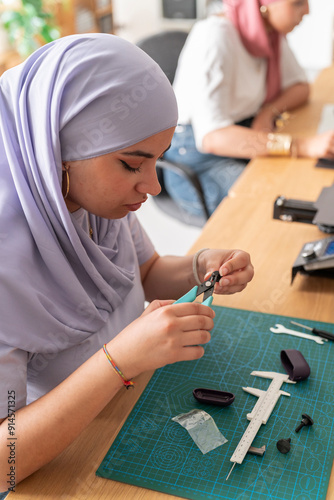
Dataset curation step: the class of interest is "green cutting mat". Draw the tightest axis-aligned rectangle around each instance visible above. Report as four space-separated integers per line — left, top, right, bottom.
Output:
96 306 334 500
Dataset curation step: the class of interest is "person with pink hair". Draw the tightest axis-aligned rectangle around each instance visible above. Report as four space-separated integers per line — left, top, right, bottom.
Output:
163 0 334 219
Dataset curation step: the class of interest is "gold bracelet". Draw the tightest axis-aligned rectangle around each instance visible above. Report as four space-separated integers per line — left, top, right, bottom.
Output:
266 133 292 157
271 108 291 130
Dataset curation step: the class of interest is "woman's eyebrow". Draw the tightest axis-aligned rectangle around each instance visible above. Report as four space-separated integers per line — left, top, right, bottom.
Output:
122 144 171 159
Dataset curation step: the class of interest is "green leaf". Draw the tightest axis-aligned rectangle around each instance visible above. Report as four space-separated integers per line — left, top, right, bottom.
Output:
1 0 60 56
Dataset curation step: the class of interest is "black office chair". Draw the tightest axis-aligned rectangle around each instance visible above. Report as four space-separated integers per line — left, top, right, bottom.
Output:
136 31 210 227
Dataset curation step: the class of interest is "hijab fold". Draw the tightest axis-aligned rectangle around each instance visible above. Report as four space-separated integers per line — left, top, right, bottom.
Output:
224 0 282 103
0 34 178 353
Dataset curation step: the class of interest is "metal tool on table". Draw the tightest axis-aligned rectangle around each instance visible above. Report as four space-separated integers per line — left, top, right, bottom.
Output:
291 235 334 283
290 320 334 342
270 324 327 345
174 270 221 307
226 371 295 481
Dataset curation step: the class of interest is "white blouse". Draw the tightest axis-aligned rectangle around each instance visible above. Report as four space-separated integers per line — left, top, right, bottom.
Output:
173 15 308 150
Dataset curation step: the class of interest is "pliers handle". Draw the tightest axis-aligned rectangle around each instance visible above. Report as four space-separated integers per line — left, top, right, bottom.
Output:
174 271 221 307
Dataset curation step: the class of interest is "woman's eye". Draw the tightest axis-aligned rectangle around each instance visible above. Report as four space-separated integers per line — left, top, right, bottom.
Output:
120 160 142 173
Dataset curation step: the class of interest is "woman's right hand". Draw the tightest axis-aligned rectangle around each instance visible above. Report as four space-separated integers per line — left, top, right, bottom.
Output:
296 130 334 159
106 300 215 380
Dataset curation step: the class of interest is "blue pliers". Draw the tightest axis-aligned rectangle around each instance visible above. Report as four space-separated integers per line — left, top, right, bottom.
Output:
174 271 221 307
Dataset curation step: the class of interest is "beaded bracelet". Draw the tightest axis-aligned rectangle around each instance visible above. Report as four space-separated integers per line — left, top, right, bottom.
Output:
102 344 134 389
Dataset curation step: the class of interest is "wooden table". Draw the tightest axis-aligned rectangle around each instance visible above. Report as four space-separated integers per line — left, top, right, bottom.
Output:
10 67 334 499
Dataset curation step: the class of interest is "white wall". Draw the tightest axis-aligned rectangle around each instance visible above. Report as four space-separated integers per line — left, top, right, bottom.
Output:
113 0 161 43
287 0 334 79
113 0 207 43
113 0 334 79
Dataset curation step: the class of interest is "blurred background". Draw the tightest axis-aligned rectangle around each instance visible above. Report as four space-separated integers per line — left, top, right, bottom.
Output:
0 0 334 254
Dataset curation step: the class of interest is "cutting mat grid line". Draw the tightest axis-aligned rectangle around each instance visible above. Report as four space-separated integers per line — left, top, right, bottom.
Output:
97 306 334 500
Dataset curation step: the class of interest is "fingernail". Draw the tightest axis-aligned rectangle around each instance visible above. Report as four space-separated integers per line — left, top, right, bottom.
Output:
220 267 228 277
220 278 230 286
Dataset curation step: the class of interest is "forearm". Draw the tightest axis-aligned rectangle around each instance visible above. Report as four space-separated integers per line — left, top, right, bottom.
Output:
142 255 196 302
202 83 310 158
266 82 310 116
202 125 268 158
0 347 123 489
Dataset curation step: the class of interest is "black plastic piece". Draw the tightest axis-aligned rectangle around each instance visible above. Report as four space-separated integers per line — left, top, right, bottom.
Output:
277 438 291 454
280 349 311 381
273 184 334 234
315 158 334 169
193 388 235 407
273 196 316 224
295 413 314 433
248 445 266 456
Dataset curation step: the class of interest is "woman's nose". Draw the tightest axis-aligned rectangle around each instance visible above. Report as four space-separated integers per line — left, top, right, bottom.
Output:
303 1 310 15
136 167 162 196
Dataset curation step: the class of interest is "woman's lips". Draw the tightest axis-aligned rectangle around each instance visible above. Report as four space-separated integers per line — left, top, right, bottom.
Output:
125 197 147 211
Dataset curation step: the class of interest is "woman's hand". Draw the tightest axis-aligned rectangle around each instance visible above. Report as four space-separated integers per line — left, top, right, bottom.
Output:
106 300 215 380
198 248 254 295
296 131 334 159
251 106 276 133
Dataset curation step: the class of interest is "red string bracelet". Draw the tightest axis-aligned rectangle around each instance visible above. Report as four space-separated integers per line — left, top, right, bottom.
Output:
102 344 134 389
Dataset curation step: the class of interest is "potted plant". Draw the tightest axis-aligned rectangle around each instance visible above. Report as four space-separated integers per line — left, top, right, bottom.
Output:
0 0 60 58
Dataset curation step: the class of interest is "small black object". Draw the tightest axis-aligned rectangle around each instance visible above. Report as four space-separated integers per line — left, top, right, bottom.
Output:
273 184 334 235
315 158 334 169
277 438 291 454
248 445 266 456
280 349 311 381
291 235 334 283
193 388 235 407
195 271 221 302
273 195 316 225
295 413 314 433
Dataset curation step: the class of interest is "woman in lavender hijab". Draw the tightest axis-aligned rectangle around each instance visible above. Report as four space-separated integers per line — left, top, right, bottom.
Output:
0 33 253 490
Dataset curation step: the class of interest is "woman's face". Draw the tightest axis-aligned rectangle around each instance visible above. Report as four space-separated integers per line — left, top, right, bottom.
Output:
63 126 175 218
266 0 309 34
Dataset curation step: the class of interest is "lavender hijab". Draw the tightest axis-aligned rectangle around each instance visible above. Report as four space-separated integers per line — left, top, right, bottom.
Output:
0 34 178 353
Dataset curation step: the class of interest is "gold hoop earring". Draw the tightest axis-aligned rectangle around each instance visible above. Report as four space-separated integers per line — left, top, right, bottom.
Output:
62 164 70 199
260 5 268 18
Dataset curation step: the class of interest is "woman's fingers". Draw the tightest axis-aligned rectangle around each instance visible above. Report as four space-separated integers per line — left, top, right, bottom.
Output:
181 329 212 347
141 299 175 316
171 301 216 319
219 250 252 277
160 314 214 335
216 266 254 290
178 345 206 361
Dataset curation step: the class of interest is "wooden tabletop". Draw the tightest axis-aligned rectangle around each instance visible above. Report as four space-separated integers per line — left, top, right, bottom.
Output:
189 195 334 323
9 66 334 499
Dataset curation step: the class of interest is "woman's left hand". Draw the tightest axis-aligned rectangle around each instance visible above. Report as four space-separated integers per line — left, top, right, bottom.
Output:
197 249 254 295
251 106 276 133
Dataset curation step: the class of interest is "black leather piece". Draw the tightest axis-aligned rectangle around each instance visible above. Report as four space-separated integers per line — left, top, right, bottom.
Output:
280 349 311 381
